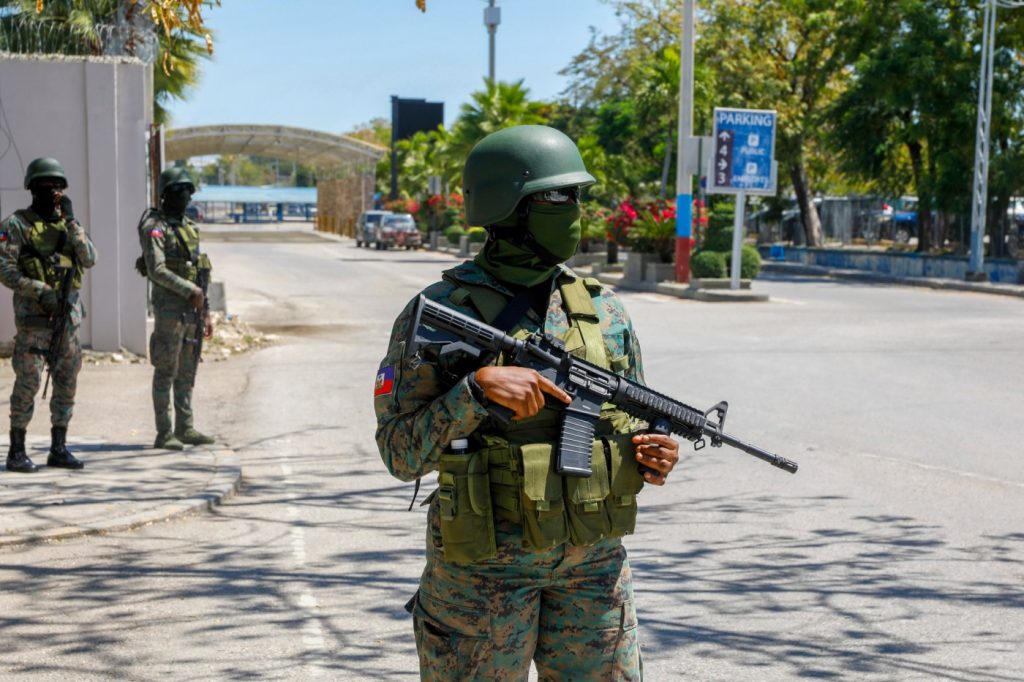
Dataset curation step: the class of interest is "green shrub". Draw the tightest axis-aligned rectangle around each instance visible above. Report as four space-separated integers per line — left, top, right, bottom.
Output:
703 227 732 252
724 245 763 279
444 226 466 245
691 250 727 278
704 200 735 251
467 226 487 243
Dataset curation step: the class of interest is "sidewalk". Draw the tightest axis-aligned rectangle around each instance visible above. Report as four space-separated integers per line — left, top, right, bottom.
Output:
761 261 1024 299
0 356 245 549
0 438 241 547
427 240 1024 301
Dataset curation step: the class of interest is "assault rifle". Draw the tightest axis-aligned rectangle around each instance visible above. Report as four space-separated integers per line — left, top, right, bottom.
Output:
407 296 798 477
41 262 76 399
190 263 211 365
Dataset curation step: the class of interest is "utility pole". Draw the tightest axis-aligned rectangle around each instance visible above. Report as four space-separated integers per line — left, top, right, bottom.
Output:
674 0 696 282
968 0 997 280
484 0 500 83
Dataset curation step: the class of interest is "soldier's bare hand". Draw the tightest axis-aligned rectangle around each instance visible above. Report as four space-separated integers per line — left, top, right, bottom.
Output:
188 286 205 310
474 366 571 420
632 432 679 486
204 315 214 338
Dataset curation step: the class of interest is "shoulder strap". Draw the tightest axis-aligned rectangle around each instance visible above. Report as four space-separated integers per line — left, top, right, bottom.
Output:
446 275 555 334
558 275 608 368
491 287 539 333
559 275 599 320
442 274 509 325
169 223 193 259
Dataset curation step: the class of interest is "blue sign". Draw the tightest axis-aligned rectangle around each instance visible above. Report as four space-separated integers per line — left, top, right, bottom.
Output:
710 108 776 195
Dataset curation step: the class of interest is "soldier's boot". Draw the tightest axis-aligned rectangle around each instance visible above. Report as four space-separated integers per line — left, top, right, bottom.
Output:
47 426 85 470
154 431 185 451
6 428 38 473
174 427 215 446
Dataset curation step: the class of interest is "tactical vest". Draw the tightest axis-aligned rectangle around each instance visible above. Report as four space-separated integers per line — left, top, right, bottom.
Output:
161 219 209 284
14 210 82 289
434 273 646 564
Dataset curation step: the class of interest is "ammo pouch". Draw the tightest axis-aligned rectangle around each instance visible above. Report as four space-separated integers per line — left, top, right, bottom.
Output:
437 449 497 564
483 432 645 553
166 256 198 283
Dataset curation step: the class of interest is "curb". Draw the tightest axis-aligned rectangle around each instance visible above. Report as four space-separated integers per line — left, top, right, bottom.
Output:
590 271 770 302
0 448 243 549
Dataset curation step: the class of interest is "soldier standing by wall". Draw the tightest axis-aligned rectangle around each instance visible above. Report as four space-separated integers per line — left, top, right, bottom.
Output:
375 126 680 679
0 157 97 473
138 167 214 451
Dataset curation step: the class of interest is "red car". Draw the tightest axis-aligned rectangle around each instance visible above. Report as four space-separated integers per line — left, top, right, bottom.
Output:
385 214 423 250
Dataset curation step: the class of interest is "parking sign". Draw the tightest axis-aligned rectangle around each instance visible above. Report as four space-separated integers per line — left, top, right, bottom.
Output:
710 108 777 195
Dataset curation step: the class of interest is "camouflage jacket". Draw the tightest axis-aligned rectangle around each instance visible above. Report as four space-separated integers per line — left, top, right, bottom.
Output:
139 210 209 315
0 210 96 320
374 260 646 482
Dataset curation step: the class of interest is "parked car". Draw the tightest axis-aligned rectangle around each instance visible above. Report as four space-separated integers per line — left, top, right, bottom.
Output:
355 210 393 248
374 214 403 250
890 198 918 244
1004 198 1024 258
387 214 423 249
185 203 205 222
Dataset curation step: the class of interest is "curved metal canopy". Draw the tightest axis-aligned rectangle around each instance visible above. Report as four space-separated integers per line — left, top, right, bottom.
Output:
165 124 386 168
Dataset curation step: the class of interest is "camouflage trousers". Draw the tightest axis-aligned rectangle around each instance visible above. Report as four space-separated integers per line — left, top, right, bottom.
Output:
409 501 642 681
149 312 199 435
9 319 83 429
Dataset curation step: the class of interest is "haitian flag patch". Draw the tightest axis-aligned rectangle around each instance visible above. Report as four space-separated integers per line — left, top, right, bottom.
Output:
148 227 164 238
0 230 8 242
374 366 395 397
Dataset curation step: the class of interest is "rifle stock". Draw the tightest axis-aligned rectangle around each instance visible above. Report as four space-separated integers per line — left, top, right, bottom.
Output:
407 295 798 477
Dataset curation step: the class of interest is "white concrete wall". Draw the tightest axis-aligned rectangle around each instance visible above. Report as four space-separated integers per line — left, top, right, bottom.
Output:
0 54 150 355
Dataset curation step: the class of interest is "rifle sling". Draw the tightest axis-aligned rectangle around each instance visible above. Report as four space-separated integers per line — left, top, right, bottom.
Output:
490 278 554 333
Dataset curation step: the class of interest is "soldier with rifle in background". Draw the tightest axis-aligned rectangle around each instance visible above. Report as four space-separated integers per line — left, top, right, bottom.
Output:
0 157 96 473
137 167 214 451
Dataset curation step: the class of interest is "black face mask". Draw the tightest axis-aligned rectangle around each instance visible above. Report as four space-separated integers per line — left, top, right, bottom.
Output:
30 187 61 221
161 185 192 217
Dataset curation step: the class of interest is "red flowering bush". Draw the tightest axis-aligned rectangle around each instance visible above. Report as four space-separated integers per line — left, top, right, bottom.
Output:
423 192 466 230
383 197 420 215
606 199 639 246
626 199 677 262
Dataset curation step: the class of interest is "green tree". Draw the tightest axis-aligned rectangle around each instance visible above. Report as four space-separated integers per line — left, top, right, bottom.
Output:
445 79 551 172
700 0 873 247
834 1 1024 254
560 1 715 204
0 0 215 125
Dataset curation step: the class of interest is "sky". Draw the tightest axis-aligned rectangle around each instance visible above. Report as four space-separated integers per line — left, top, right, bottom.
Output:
166 0 625 135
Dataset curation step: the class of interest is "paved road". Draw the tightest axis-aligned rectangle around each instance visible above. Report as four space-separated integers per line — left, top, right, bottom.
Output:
1 232 1021 680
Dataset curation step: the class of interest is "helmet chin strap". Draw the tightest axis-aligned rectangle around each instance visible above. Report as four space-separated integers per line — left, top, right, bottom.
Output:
484 202 565 267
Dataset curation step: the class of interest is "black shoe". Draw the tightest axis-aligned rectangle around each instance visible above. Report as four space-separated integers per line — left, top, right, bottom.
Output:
6 428 38 473
47 426 84 470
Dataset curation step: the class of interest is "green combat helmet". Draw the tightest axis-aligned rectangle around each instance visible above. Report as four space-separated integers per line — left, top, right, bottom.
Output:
23 157 68 190
157 166 197 197
463 125 595 227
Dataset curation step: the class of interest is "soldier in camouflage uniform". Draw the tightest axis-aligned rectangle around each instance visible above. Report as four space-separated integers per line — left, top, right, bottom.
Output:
0 157 97 473
375 126 680 680
139 167 214 451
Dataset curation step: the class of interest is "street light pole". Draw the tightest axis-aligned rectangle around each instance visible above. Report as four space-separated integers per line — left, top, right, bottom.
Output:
484 1 501 83
968 0 997 280
674 0 696 283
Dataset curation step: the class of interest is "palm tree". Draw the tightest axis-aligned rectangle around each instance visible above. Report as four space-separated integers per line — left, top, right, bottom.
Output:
445 80 551 173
